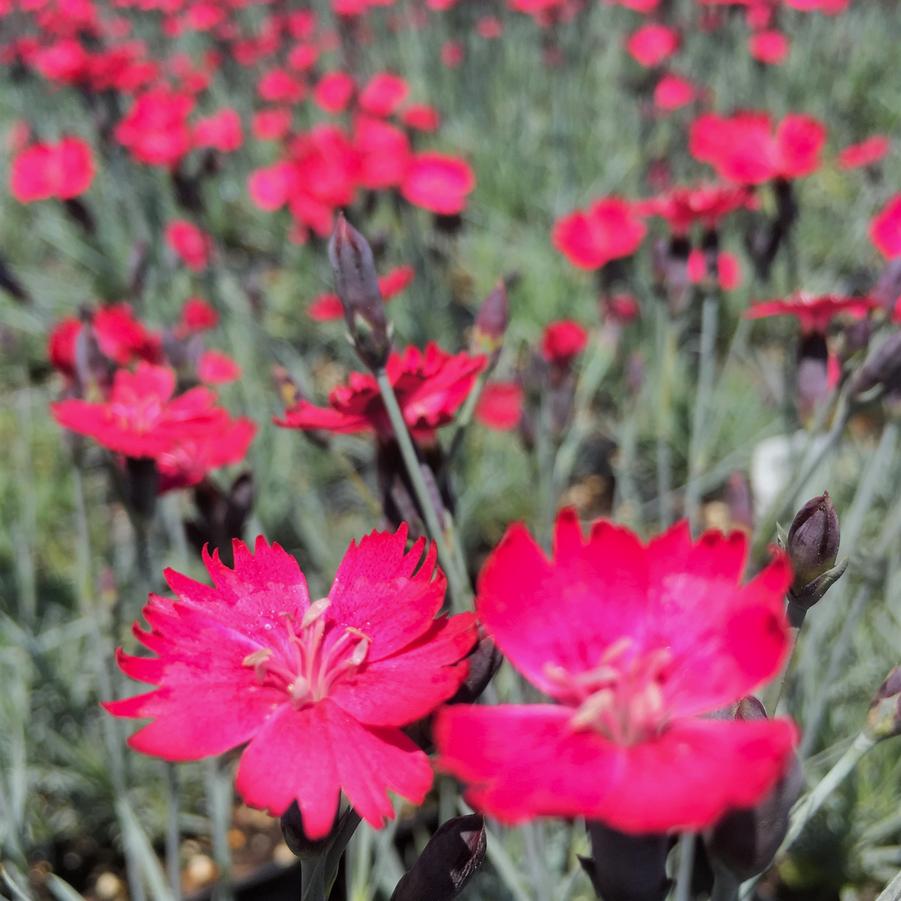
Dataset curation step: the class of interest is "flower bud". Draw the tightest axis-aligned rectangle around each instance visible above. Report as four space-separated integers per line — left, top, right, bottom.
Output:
706 696 804 880
448 633 502 705
471 281 508 357
866 666 901 741
851 331 901 398
786 492 840 598
390 815 486 901
328 213 392 371
585 823 669 901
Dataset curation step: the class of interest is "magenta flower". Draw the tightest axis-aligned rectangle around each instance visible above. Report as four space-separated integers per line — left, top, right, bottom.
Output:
105 529 476 838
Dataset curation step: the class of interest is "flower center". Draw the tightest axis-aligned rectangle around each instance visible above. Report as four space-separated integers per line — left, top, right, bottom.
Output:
241 598 370 709
544 638 673 745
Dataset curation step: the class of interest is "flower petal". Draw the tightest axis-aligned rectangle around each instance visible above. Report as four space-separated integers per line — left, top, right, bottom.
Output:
476 517 648 694
328 527 447 660
235 700 433 837
436 705 797 833
330 613 477 725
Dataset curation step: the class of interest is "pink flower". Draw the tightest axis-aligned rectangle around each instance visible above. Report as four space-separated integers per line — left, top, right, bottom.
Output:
401 153 476 215
52 363 227 459
156 416 256 491
541 320 589 365
838 136 890 170
11 137 94 202
313 72 356 114
436 512 797 833
198 349 241 385
653 73 699 111
626 23 680 67
276 343 486 440
193 108 243 153
178 297 218 335
690 112 826 184
475 382 524 431
402 105 441 132
748 29 790 65
745 292 879 333
115 88 194 168
359 72 409 118
553 198 647 270
166 220 212 271
870 194 901 260
105 529 476 837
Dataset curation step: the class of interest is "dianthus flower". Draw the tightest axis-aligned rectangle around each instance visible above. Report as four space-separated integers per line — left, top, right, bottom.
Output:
401 153 476 216
275 343 486 440
838 136 890 170
870 194 901 260
115 88 194 168
166 220 212 271
552 198 647 270
690 111 826 184
105 529 476 837
436 512 797 833
52 362 228 458
745 292 879 333
640 183 754 234
11 137 94 203
541 320 589 365
156 416 256 491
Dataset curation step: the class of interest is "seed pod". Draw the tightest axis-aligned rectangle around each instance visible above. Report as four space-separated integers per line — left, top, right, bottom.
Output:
329 213 392 371
390 814 486 901
786 492 840 598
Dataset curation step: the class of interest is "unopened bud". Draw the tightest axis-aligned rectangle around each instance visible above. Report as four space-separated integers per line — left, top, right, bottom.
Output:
786 492 840 602
328 213 392 370
851 331 901 398
706 696 804 880
866 666 901 741
390 815 486 901
471 281 508 357
585 823 669 901
448 633 502 705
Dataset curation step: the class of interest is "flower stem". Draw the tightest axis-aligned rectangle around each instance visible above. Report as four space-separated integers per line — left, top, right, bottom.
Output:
785 731 876 849
674 833 696 901
165 763 181 900
685 292 719 532
375 369 469 608
711 862 740 901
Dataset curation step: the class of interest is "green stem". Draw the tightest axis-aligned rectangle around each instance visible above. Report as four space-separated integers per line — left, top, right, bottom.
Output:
711 862 740 901
674 833 696 901
165 763 181 900
685 293 719 532
785 731 876 849
655 305 675 529
205 758 234 901
762 614 804 716
447 366 491 463
375 369 468 608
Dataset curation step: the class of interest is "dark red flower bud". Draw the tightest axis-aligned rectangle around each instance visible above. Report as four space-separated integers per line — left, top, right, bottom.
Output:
390 815 486 901
471 281 508 356
866 665 901 741
786 492 840 598
706 697 804 880
448 633 502 705
851 331 901 397
585 822 669 901
328 213 391 371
